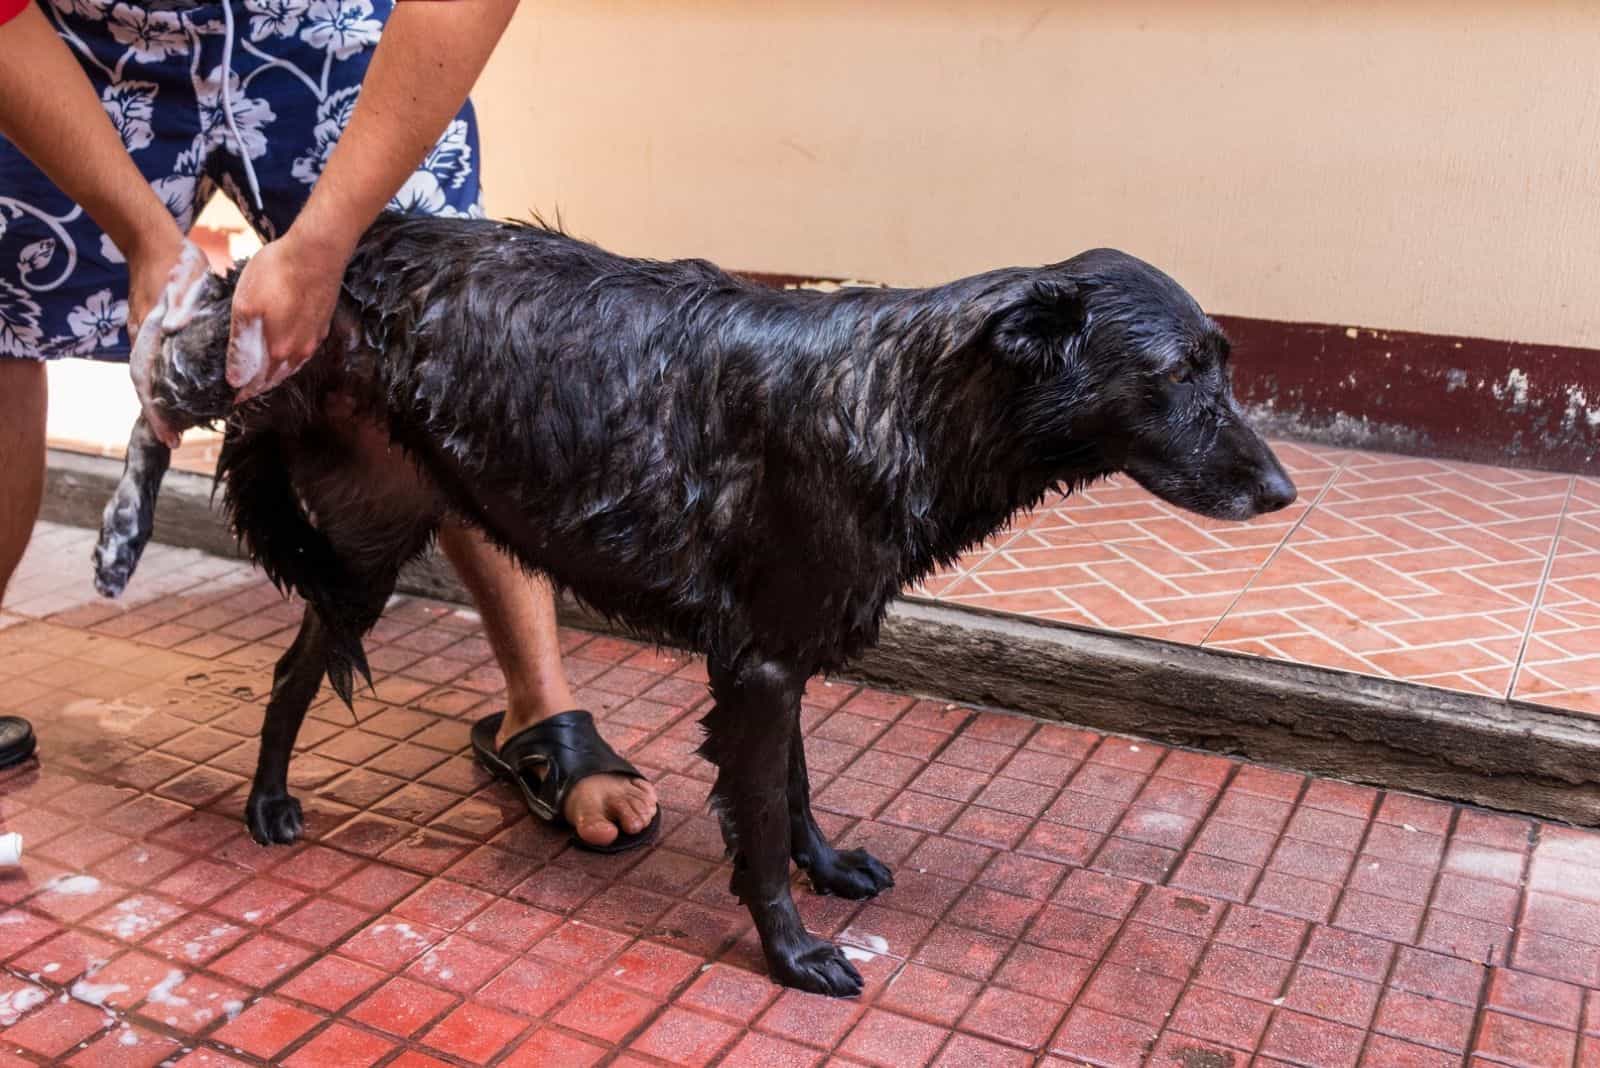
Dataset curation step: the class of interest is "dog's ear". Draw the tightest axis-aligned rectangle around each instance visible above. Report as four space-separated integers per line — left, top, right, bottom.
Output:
986 279 1085 373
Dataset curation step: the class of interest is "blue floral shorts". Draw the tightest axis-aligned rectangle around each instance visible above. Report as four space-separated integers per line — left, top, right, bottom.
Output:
0 0 483 361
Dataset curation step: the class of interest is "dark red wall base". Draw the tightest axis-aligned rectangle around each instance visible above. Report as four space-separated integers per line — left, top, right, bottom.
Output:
1216 316 1598 476
738 271 1599 476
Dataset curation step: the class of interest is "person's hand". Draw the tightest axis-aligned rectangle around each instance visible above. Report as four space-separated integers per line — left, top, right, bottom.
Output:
127 236 212 449
227 227 352 403
123 226 185 342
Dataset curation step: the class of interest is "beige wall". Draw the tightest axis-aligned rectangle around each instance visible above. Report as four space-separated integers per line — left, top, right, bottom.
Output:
463 1 1600 349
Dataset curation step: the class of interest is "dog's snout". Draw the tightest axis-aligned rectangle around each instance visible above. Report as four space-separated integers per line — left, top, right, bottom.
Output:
1254 469 1298 513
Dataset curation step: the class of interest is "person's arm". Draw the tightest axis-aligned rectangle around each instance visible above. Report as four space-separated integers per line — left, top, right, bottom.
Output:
0 2 190 339
228 0 519 400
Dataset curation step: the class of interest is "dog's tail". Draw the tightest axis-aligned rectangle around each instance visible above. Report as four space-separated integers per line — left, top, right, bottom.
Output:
93 415 174 599
215 427 375 705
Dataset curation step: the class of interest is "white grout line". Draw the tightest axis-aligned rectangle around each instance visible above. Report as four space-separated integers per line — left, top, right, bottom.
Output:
1199 451 1353 647
1509 475 1580 702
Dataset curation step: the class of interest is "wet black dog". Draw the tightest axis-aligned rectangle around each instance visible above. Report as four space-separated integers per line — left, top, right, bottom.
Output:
95 214 1294 995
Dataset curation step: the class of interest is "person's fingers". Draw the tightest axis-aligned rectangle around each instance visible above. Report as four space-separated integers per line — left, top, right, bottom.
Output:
265 359 297 390
239 357 294 403
227 315 268 396
160 241 213 333
145 410 181 450
128 293 181 449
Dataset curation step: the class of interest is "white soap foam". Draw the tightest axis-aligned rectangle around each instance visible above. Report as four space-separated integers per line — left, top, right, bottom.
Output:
68 978 128 1008
42 874 103 896
146 971 188 1007
0 985 48 1025
839 930 890 963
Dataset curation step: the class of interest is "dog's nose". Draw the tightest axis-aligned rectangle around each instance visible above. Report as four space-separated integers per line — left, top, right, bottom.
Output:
1255 470 1298 513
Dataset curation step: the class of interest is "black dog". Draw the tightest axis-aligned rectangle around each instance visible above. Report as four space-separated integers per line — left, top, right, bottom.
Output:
95 214 1295 995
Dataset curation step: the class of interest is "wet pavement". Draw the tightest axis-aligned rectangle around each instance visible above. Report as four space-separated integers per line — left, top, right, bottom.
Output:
1 522 1598 1067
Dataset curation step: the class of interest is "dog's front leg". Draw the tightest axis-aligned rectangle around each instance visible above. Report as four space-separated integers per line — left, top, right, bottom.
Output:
788 718 894 899
702 658 863 997
245 605 330 845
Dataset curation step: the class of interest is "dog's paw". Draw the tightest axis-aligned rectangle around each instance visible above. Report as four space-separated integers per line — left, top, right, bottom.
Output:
768 934 863 997
245 791 304 845
92 548 135 600
93 499 146 599
803 847 894 900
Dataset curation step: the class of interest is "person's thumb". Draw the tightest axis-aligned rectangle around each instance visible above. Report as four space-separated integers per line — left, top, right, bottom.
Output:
227 314 269 399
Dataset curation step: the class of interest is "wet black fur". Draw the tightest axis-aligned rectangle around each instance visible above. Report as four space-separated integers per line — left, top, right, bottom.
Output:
96 213 1294 995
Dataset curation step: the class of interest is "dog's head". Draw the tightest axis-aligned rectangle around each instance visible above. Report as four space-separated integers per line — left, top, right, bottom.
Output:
980 249 1295 521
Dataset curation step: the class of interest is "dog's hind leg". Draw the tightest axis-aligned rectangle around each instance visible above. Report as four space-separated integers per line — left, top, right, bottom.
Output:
246 604 332 844
92 415 172 599
788 719 894 899
701 657 863 997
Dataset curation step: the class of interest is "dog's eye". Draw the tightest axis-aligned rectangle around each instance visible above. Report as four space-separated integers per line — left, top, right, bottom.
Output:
1168 365 1193 384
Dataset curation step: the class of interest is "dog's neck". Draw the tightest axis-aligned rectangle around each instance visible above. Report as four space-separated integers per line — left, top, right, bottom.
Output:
773 286 1108 581
906 364 1106 577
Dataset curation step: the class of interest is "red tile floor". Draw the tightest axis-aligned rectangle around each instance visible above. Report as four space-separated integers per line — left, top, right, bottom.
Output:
4 524 1600 1067
917 444 1599 714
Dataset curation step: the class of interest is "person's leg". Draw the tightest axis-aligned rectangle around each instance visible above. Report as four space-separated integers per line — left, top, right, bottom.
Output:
0 11 194 606
0 2 207 607
231 2 658 848
0 360 47 607
437 525 657 847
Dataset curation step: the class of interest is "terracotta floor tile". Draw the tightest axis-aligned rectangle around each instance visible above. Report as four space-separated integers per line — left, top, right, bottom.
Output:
621 1008 735 1066
1261 1010 1366 1068
1169 983 1274 1051
961 984 1068 1050
551 979 659 1044
419 1001 529 1062
277 954 386 1012
1079 961 1184 1026
210 997 322 1061
1375 988 1475 1053
717 1031 822 1068
280 1023 396 1068
1194 943 1293 1002
1050 1006 1158 1067
1472 1011 1578 1067
4 996 111 1059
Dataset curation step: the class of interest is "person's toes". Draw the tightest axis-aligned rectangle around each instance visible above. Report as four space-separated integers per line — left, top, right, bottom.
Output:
570 800 621 848
607 777 657 835
615 795 652 835
564 774 658 847
632 778 659 806
562 776 617 847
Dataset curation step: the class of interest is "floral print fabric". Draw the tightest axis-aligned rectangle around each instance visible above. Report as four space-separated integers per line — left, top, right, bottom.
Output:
0 0 482 360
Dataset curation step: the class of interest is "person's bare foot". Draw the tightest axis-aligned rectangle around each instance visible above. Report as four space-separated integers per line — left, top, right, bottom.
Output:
438 526 656 848
496 714 659 847
562 773 658 847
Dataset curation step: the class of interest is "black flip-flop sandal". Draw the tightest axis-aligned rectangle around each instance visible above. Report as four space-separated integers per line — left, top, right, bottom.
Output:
471 709 661 855
0 717 36 771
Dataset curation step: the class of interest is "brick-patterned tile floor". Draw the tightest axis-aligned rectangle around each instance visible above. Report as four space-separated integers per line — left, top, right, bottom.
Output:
920 449 1597 714
2 524 1600 1066
46 361 1600 714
